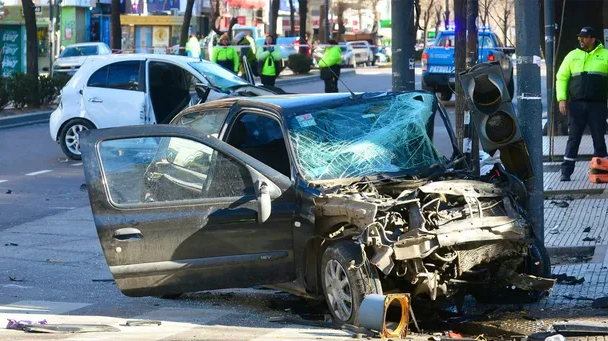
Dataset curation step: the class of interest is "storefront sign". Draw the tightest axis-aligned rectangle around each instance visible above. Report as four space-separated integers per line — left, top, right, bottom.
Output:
0 25 22 76
152 26 169 54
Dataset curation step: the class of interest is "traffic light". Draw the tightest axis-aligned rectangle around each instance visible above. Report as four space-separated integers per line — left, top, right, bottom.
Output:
459 62 533 181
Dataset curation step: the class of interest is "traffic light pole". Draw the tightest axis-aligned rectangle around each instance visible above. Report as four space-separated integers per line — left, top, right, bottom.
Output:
391 0 416 91
465 0 479 176
515 0 544 244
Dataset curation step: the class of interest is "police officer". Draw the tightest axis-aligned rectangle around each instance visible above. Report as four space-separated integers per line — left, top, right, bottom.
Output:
556 26 608 181
319 39 342 93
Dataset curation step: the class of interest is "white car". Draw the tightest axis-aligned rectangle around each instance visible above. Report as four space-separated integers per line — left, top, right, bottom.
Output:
50 54 279 160
52 42 112 77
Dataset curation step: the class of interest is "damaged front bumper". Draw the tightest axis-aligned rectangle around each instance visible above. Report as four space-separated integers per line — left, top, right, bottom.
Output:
315 179 555 300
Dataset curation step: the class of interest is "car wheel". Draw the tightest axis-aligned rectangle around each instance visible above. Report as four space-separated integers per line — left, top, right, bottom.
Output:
439 90 452 101
321 242 382 326
59 119 95 160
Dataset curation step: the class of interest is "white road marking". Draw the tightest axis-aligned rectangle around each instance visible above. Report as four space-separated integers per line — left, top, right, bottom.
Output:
0 180 7 184
25 170 53 176
0 300 90 314
72 162 83 167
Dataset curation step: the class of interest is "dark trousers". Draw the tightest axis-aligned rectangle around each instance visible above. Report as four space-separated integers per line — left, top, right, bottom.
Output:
324 77 339 93
260 75 276 87
561 100 608 175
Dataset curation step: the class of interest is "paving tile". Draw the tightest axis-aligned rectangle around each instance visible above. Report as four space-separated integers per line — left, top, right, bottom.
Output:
543 135 608 158
544 162 608 194
544 198 608 248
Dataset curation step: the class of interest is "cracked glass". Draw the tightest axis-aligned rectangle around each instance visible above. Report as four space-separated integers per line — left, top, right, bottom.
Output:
286 92 443 181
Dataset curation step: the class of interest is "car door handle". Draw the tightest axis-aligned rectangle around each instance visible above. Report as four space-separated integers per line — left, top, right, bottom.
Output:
88 97 103 103
113 228 142 241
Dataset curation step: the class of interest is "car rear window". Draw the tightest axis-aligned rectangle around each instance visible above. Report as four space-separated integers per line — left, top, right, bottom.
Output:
60 45 98 57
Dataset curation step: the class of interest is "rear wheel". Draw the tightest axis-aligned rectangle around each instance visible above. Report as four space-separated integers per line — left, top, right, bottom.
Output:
321 242 382 326
439 90 452 101
59 119 95 160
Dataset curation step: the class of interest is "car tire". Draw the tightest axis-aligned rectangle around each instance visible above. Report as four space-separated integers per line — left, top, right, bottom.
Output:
59 119 95 160
439 90 452 101
321 242 382 326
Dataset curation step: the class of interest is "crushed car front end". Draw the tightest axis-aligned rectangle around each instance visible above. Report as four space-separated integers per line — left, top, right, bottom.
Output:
285 90 553 321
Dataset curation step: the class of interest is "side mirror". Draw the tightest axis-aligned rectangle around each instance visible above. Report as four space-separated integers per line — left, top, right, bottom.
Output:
195 83 211 104
257 181 271 224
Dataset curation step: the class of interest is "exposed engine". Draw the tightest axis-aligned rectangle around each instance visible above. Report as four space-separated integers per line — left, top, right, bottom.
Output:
314 176 549 300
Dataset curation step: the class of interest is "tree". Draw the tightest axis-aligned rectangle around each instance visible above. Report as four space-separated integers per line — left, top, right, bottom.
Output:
444 0 450 29
111 0 121 51
180 0 196 55
499 0 513 45
479 0 491 27
269 0 280 37
298 0 308 54
289 0 296 35
22 0 38 79
434 4 442 42
421 0 436 49
336 2 348 41
209 0 238 39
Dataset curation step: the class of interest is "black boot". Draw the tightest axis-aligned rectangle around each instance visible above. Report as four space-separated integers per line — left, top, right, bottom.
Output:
560 173 571 181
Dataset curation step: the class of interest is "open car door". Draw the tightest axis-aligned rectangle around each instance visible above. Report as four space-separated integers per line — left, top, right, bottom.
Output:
79 125 296 297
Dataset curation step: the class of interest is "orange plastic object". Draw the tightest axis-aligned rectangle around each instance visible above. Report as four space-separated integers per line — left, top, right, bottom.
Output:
589 157 608 172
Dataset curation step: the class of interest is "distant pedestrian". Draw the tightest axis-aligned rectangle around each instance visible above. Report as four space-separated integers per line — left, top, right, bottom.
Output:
186 33 201 59
556 26 608 181
234 32 256 77
319 39 342 93
256 35 283 87
212 34 239 74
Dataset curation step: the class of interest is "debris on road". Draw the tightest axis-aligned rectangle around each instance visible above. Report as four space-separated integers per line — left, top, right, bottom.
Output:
5 190 11 194
553 322 608 335
4 243 18 246
46 259 67 263
6 319 47 330
8 276 24 282
359 294 410 339
550 200 569 208
125 320 162 326
550 273 585 285
92 279 115 283
583 227 591 233
582 236 599 242
24 323 120 333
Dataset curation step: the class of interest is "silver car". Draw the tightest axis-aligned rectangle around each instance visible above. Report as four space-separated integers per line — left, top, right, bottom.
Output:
52 42 112 76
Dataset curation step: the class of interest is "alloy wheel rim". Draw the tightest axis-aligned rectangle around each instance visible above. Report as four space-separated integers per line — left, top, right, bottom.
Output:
65 124 88 155
324 259 353 321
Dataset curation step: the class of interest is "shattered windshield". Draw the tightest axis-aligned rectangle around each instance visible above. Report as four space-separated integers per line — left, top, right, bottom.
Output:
188 61 248 93
287 92 444 181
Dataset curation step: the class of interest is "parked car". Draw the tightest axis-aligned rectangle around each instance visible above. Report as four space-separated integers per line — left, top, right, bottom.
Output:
49 54 280 160
78 91 552 327
313 42 373 68
348 40 375 66
421 29 515 101
52 42 112 77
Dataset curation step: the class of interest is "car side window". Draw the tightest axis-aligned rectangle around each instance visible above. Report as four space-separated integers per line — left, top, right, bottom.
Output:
225 112 291 178
107 61 142 91
97 136 253 206
87 66 109 88
175 108 229 138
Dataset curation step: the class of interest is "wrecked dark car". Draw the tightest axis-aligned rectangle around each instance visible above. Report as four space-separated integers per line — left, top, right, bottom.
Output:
80 91 553 327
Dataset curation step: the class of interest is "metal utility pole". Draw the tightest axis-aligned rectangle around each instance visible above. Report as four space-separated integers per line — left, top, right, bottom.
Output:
544 0 555 160
325 0 330 41
391 0 416 91
515 0 544 243
465 0 479 175
49 0 54 73
453 0 467 151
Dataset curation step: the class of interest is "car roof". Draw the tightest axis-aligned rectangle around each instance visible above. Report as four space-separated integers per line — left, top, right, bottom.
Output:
79 53 202 63
183 92 421 119
66 42 107 47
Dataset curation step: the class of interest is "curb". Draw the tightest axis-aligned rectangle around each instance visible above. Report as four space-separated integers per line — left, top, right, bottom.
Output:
0 110 53 130
275 69 356 86
543 188 605 196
